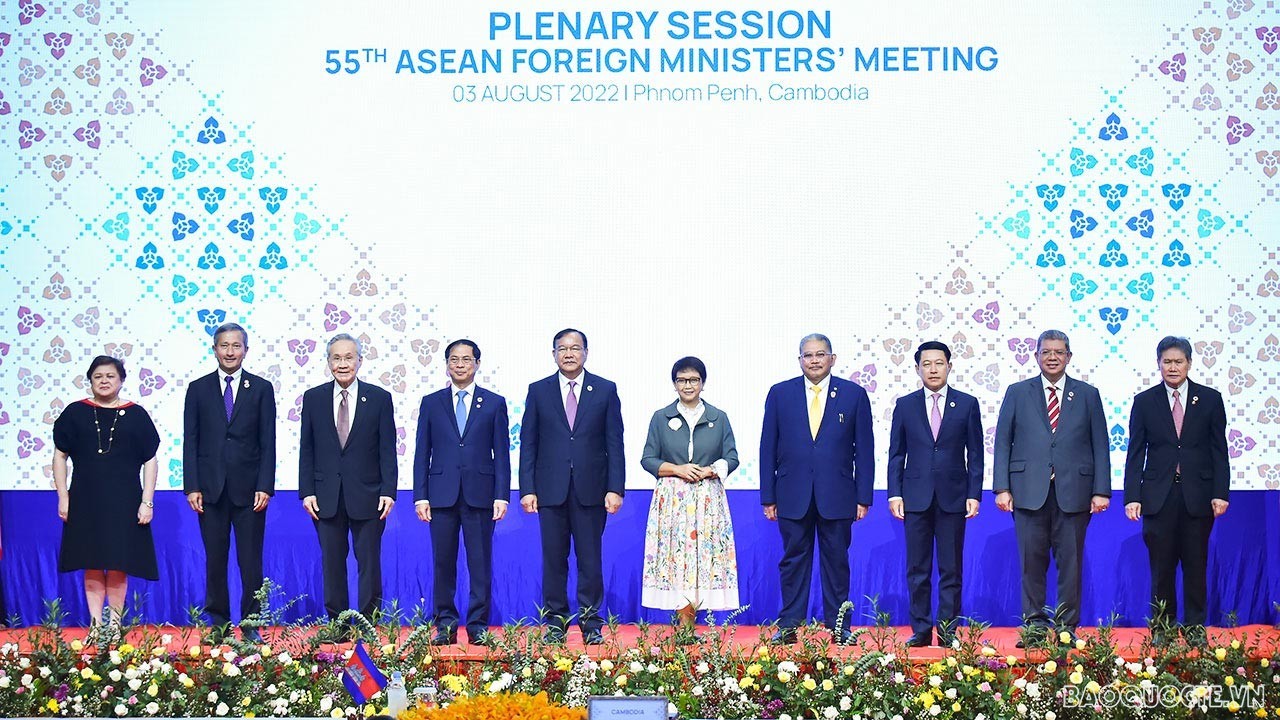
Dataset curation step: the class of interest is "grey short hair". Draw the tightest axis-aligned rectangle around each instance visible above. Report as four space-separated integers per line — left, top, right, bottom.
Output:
212 322 249 347
1036 329 1071 354
326 333 363 358
1156 335 1193 360
799 333 833 355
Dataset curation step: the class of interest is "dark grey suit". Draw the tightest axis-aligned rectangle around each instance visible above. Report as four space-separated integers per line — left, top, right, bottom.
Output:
993 375 1110 628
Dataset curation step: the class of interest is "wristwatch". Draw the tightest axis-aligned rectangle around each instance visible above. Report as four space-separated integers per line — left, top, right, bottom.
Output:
142 500 154 508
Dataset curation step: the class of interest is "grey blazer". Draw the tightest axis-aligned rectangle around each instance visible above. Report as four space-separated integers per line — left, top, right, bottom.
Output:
992 375 1111 513
640 401 740 477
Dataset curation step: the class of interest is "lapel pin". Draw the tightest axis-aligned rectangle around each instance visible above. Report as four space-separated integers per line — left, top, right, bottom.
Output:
950 401 956 408
668 417 682 430
587 385 593 392
118 409 126 416
243 379 250 389
476 395 483 403
838 412 845 423
361 396 367 402
1067 391 1075 401
1192 396 1199 405
830 391 836 398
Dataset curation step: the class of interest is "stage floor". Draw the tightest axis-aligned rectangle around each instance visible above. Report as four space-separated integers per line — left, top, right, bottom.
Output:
3 624 1277 663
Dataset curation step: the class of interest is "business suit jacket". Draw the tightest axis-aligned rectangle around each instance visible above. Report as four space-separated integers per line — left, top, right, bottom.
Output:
297 381 397 520
640 400 740 476
413 385 511 508
759 376 875 520
518 371 625 506
993 375 1111 513
1123 381 1229 516
183 370 276 505
887 388 983 513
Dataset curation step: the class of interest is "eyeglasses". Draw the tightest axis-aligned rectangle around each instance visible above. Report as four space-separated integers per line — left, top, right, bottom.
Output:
1038 349 1069 357
800 352 831 361
554 345 584 356
674 378 702 387
448 356 475 366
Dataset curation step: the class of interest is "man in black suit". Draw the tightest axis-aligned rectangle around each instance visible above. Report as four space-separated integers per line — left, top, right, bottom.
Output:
184 321 276 644
413 339 510 646
519 328 624 645
1124 336 1230 644
886 341 983 648
299 333 397 627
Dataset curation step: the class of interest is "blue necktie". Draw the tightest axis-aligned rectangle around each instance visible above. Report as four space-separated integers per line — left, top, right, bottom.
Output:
455 390 468 435
223 376 234 421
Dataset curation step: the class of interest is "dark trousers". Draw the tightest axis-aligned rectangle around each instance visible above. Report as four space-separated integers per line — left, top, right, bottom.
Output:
198 491 266 627
430 503 495 635
538 474 607 632
905 498 966 635
314 487 385 619
1143 481 1214 627
1012 483 1091 628
777 497 854 630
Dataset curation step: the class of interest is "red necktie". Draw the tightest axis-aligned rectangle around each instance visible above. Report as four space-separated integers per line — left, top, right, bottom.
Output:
1047 386 1060 433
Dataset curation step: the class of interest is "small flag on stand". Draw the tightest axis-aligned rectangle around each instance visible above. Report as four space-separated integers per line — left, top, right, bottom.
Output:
341 639 388 705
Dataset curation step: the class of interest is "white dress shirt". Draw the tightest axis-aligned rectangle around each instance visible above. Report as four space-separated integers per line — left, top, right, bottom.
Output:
676 400 730 481
1165 380 1188 410
221 368 243 404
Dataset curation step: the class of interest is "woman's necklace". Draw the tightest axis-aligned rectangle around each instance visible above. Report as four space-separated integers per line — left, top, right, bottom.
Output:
92 402 123 454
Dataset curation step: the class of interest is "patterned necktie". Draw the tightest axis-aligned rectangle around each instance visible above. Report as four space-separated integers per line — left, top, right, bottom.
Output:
1047 386 1060 433
930 393 942 440
337 388 350 448
223 376 234 421
565 381 578 430
455 390 468 435
808 385 822 440
1172 389 1184 437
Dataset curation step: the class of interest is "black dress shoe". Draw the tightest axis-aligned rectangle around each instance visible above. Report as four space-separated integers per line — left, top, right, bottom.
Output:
1015 629 1046 649
429 629 458 646
904 632 932 648
543 627 567 644
468 628 497 647
770 628 798 644
240 627 264 644
582 628 605 645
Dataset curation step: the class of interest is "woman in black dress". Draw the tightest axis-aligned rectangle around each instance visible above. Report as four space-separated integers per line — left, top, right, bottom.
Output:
53 356 159 639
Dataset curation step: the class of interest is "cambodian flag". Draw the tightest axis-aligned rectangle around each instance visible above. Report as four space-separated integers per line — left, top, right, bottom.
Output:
341 640 387 705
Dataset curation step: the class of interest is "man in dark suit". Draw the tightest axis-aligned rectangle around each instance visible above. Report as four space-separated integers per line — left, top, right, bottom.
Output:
413 339 510 646
1124 335 1229 644
298 333 397 627
519 328 624 645
887 341 983 648
994 329 1110 646
760 333 874 644
183 321 276 644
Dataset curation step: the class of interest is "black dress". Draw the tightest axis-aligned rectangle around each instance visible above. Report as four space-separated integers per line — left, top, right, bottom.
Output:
55 399 160 580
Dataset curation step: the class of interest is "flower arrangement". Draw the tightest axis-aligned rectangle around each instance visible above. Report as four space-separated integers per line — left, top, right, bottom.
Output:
0 595 1277 718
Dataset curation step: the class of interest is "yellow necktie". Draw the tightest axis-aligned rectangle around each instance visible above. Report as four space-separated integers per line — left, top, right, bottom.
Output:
808 385 822 440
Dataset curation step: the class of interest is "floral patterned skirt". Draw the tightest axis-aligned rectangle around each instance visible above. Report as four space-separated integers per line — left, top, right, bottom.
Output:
641 476 739 610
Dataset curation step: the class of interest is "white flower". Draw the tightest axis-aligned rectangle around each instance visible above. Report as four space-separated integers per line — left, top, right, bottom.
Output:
267 684 278 694
1017 703 1027 715
893 672 905 684
873 690 883 699
929 705 942 717
115 704 128 716
108 669 123 682
19 657 31 668
39 666 52 678
125 667 139 680
1045 712 1056 720
839 696 852 712
1026 682 1040 698
879 654 897 666
630 661 643 673
145 702 159 715
696 661 709 674
208 691 219 703
823 707 839 719
128 678 142 691
216 702 229 716
945 688 957 700
161 634 173 645
929 675 942 687
0 677 9 688
222 662 241 677
778 661 799 674
647 663 659 674
20 673 34 687
277 652 292 664
319 697 333 712
692 685 704 697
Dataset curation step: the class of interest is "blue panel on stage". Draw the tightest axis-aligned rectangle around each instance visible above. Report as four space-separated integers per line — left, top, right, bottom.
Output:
2 489 1276 628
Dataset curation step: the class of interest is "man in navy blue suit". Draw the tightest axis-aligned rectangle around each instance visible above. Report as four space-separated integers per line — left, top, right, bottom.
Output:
298 333 397 629
1124 336 1229 645
183 321 276 644
760 333 874 644
886 341 983 648
519 328 624 645
413 339 511 647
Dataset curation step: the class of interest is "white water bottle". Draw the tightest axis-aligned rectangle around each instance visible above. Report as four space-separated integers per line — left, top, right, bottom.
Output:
386 671 408 717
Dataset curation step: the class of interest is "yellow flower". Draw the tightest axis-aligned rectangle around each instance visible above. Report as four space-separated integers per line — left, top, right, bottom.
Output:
1042 660 1057 674
1075 638 1086 650
422 655 434 666
777 672 791 684
1256 710 1267 718
1216 648 1228 661
822 679 834 691
843 665 855 676
952 703 961 713
746 663 762 677
1085 681 1101 694
1228 701 1240 713
381 643 395 656
1058 631 1071 644
189 646 202 658
1260 658 1269 668
521 667 533 678
1069 672 1083 684
1006 656 1018 666
118 643 135 654
46 699 60 713
600 659 614 673
981 645 996 657
152 646 165 657
555 657 573 672
330 710 344 718
1232 639 1241 650
757 646 770 658
1224 676 1235 686
147 684 158 697
801 677 817 691
70 640 84 652
616 675 629 687
739 677 754 689
80 667 93 680
945 656 957 667
917 691 934 708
